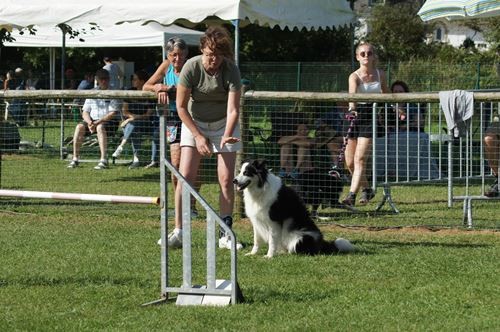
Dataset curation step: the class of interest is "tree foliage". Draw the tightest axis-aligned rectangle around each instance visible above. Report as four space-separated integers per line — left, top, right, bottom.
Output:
239 24 352 62
366 2 431 62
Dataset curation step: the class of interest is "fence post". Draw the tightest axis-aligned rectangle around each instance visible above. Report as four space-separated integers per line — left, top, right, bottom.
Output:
235 80 251 219
296 62 301 91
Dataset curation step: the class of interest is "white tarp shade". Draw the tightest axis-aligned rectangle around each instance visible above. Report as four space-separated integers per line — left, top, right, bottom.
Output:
0 0 354 31
4 22 203 47
417 0 500 21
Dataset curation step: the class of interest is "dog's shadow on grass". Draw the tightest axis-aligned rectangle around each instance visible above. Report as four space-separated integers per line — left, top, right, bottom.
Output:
241 288 334 304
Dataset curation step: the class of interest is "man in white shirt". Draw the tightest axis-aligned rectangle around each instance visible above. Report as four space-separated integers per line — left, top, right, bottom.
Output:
67 69 121 170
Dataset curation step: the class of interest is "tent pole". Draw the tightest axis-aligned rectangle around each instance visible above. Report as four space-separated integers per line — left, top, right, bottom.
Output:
60 28 66 160
232 19 240 67
49 48 55 90
61 28 66 89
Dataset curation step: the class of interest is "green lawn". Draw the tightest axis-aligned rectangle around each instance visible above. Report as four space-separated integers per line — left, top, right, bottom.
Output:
0 154 499 331
1 208 498 331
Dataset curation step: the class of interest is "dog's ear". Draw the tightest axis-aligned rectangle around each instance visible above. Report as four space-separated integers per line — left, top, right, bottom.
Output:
242 158 252 165
255 159 267 169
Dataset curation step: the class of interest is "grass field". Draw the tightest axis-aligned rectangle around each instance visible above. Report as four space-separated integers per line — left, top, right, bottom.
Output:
1 206 498 331
1 153 499 331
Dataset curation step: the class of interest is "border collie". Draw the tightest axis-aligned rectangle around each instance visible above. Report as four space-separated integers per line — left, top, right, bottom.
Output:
233 160 354 258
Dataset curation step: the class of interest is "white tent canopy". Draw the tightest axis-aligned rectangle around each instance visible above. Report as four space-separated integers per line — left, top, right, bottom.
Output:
1 0 354 31
1 0 354 86
4 22 203 48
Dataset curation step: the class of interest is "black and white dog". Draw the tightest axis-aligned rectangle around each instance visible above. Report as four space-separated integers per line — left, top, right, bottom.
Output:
233 160 354 258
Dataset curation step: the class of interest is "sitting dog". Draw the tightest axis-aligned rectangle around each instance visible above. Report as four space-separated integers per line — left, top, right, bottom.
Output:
233 159 354 258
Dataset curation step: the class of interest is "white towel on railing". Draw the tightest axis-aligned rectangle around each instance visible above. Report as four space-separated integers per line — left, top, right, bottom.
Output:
439 90 474 138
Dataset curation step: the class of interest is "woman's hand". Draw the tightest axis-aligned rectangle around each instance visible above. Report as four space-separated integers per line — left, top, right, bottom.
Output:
154 83 169 104
120 117 134 128
220 136 240 149
195 135 212 157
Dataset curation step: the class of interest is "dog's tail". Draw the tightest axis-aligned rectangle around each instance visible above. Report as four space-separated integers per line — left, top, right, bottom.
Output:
320 238 355 254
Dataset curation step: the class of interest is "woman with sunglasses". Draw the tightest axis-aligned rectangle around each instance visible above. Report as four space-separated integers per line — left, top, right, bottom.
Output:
343 42 388 207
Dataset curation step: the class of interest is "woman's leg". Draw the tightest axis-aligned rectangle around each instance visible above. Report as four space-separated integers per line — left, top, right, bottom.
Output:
174 146 202 229
217 152 237 217
344 138 357 176
150 123 160 163
349 137 372 194
280 144 293 173
484 133 499 177
114 122 134 158
169 142 181 188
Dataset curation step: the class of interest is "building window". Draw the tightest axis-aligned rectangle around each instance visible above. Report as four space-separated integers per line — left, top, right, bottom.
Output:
436 28 442 41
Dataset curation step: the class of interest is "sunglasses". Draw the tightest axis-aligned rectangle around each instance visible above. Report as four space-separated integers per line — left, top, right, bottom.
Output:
359 51 373 57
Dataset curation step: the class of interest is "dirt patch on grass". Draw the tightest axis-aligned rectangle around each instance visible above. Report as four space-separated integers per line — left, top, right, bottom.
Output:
319 223 499 236
235 218 498 236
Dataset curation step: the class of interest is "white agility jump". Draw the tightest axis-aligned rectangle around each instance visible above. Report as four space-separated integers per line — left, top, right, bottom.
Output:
0 189 160 205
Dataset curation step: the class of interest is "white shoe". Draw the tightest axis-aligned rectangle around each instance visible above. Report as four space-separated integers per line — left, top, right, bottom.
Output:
67 159 79 168
157 231 182 248
166 231 182 248
93 160 108 170
218 235 243 250
112 146 123 158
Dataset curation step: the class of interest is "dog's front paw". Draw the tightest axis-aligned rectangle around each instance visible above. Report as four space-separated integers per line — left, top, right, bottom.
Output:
264 252 275 259
245 246 259 256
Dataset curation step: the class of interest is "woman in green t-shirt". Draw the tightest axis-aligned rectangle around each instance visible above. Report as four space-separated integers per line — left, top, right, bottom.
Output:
168 26 243 250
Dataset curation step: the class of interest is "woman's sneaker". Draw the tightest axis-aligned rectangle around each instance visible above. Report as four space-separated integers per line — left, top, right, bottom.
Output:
359 188 375 204
341 192 357 207
144 161 158 169
167 230 182 248
218 236 243 250
94 160 108 170
218 216 243 250
485 179 499 197
128 161 141 169
112 146 123 158
158 230 183 248
67 160 79 168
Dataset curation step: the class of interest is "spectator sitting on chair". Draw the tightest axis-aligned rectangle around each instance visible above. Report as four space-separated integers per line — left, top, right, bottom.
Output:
484 120 500 197
77 72 95 90
112 70 154 169
67 69 121 170
278 122 315 179
390 80 426 132
315 104 346 172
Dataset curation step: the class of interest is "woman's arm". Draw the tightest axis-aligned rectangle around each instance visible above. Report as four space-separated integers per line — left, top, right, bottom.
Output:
143 59 171 104
220 89 242 148
176 83 211 156
348 72 358 112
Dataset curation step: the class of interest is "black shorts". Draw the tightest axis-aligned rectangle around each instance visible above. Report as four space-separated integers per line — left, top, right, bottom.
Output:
347 103 375 139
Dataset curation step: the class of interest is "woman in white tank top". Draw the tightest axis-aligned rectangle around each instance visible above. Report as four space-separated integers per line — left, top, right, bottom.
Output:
343 42 388 207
